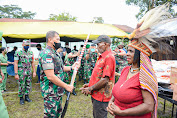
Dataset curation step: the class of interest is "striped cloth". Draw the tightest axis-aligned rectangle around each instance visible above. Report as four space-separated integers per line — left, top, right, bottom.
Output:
140 52 158 118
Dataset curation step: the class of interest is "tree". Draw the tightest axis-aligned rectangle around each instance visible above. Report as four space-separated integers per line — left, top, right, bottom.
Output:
0 5 36 19
94 17 104 23
49 12 77 21
126 0 177 20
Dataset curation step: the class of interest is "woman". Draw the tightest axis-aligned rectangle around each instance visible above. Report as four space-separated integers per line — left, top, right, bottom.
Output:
107 46 155 118
0 47 13 92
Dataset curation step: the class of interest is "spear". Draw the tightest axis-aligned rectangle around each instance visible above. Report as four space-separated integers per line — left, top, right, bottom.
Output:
60 19 95 118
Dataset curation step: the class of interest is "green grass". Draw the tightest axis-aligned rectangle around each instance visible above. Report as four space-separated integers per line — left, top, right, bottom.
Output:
2 76 176 118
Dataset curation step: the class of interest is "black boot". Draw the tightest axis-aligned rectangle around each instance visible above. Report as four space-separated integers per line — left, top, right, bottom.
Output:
72 89 77 96
25 95 32 102
20 97 24 105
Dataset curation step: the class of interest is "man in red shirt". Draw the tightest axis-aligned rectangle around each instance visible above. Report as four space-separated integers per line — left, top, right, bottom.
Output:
80 35 116 118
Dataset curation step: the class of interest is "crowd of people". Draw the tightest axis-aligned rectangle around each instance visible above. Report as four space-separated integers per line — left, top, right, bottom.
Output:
0 29 158 118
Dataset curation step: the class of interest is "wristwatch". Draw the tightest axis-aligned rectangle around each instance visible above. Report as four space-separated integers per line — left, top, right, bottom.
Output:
70 66 73 71
15 73 18 75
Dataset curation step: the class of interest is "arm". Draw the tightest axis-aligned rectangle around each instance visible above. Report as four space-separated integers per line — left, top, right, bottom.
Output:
44 69 73 92
89 76 109 91
80 76 109 95
63 62 80 72
14 60 19 80
31 58 36 77
117 49 126 56
63 66 72 72
0 63 8 66
109 90 154 116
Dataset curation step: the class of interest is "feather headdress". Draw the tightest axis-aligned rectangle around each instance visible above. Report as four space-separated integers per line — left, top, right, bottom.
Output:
126 3 177 118
128 3 176 56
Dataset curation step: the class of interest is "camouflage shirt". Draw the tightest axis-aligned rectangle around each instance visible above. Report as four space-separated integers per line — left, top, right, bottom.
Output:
39 46 64 98
88 51 98 68
14 50 33 75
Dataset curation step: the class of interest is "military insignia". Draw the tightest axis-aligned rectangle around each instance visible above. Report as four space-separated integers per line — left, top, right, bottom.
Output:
46 58 52 63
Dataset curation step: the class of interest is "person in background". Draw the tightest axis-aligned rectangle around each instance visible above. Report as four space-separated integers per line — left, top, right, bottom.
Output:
86 43 98 81
78 45 84 81
36 44 42 84
83 44 90 84
0 59 9 118
7 46 17 76
113 42 128 83
80 35 116 118
71 45 78 62
0 47 13 92
117 42 127 53
14 40 36 105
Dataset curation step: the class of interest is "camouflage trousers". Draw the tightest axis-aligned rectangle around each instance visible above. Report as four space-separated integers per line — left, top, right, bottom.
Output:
18 75 32 97
44 95 62 118
64 71 76 87
78 60 84 80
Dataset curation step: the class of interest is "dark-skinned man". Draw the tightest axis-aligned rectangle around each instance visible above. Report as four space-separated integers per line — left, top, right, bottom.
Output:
80 35 116 118
38 31 80 118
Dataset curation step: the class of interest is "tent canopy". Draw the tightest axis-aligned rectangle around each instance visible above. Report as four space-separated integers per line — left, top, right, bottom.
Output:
0 18 128 43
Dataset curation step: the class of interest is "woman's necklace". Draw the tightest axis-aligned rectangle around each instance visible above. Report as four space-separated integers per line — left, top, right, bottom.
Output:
130 67 139 73
120 67 140 88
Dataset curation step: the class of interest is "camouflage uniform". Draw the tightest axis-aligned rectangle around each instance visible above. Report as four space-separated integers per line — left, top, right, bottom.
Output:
39 46 64 118
115 51 128 82
83 50 89 81
78 50 84 81
14 50 33 97
68 49 78 87
87 51 98 77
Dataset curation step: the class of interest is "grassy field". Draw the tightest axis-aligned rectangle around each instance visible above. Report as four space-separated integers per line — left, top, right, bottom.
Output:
2 76 176 118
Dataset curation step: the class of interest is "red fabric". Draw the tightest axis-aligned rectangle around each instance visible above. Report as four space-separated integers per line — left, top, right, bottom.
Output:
112 66 151 118
89 49 115 102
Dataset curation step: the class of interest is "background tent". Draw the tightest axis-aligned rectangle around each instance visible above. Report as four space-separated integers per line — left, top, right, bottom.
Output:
0 18 128 43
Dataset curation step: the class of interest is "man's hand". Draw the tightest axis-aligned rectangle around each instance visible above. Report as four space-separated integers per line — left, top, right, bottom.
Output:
15 74 19 80
83 83 89 88
65 85 74 93
33 72 36 78
72 62 80 70
80 87 91 96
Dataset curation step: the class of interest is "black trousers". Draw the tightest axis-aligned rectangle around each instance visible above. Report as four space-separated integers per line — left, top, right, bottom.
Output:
91 97 108 118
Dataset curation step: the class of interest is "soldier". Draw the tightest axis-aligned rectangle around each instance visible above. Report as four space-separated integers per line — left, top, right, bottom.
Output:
14 40 36 105
0 62 9 118
86 44 98 80
39 31 79 117
113 42 128 82
83 44 90 84
78 45 85 82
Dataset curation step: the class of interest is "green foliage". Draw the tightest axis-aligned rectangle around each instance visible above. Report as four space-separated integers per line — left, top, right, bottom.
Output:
94 17 104 23
49 12 77 21
125 0 177 20
0 5 36 19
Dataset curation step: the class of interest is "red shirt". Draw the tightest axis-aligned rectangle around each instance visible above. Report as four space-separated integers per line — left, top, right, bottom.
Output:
89 49 115 102
112 66 151 118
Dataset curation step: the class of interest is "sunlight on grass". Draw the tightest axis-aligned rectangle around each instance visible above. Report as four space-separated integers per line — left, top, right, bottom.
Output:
2 76 176 118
